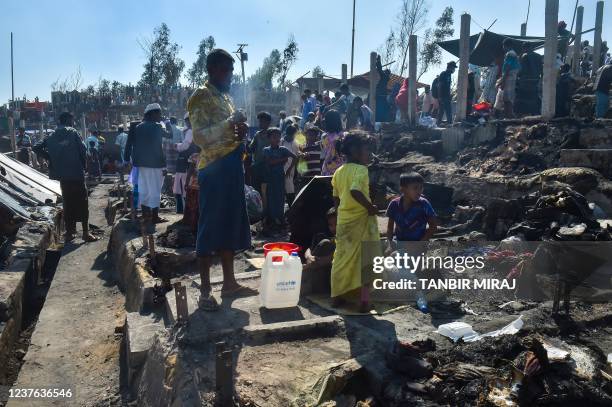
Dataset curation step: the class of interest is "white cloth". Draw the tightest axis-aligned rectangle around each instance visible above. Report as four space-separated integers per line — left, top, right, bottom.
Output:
138 167 164 208
176 128 192 152
282 139 299 194
144 103 161 114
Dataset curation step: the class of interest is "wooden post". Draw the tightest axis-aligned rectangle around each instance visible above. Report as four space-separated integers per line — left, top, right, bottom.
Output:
341 64 348 82
542 0 559 119
520 23 527 37
216 342 233 406
215 342 226 392
148 235 156 266
407 35 418 125
592 1 604 73
220 350 233 406
455 13 471 121
173 282 189 324
572 6 584 75
369 52 378 121
317 74 324 94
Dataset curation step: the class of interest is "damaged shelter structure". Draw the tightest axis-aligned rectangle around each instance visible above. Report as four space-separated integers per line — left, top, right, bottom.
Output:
2 1 611 405
105 3 612 406
0 152 62 391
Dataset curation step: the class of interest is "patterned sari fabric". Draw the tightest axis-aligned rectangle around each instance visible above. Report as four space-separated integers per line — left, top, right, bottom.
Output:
321 131 345 176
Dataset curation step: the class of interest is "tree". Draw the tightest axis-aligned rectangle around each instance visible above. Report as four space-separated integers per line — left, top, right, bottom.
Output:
276 35 299 87
50 66 83 92
312 66 325 78
186 35 216 87
248 49 281 90
395 0 429 76
137 23 185 98
97 78 111 97
418 6 454 79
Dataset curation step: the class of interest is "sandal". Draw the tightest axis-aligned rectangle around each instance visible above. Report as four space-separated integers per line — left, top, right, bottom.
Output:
198 293 220 311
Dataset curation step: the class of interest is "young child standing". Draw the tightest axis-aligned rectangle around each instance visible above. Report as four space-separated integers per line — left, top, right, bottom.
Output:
330 132 380 312
300 124 322 180
385 172 438 245
263 127 296 232
385 172 438 312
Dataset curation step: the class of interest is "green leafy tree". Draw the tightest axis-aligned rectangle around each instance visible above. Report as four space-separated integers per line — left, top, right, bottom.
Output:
276 35 299 87
312 65 325 78
137 23 185 98
248 49 281 90
186 35 216 87
97 78 111 97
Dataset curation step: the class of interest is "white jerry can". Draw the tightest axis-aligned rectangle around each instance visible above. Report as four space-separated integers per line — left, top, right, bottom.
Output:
259 251 302 309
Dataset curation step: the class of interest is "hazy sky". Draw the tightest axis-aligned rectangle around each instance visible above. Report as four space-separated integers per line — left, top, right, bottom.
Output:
1 0 609 103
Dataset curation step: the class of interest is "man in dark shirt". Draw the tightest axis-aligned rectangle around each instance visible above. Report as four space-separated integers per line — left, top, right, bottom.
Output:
124 103 167 231
33 112 97 242
437 61 456 125
594 64 612 118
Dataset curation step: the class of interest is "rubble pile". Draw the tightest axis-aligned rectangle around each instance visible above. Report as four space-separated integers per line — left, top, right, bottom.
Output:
457 122 575 176
484 186 612 241
381 335 612 406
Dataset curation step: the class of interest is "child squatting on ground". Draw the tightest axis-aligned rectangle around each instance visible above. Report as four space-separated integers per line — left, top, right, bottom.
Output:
263 127 297 233
303 207 338 294
330 132 381 312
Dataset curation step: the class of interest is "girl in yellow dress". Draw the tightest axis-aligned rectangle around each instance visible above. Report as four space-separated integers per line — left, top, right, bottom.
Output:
330 132 381 312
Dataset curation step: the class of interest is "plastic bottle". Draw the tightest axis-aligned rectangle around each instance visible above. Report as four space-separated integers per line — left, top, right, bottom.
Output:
416 292 429 313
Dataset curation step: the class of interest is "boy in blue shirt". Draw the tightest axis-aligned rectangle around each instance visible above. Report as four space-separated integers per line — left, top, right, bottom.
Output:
385 172 438 311
386 172 438 244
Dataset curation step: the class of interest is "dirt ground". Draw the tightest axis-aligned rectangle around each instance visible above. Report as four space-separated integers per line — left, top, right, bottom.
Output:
5 184 127 407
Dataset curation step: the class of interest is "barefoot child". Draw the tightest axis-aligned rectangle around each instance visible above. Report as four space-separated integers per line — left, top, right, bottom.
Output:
330 132 380 312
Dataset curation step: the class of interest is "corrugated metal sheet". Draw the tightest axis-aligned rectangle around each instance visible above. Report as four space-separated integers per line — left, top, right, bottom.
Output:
0 153 61 204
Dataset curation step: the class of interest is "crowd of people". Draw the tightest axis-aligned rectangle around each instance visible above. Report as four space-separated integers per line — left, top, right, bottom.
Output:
16 32 611 312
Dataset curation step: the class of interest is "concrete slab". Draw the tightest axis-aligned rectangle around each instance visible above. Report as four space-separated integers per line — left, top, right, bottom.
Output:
441 127 466 155
125 311 166 387
468 123 497 146
165 276 334 343
0 271 23 382
579 126 612 148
